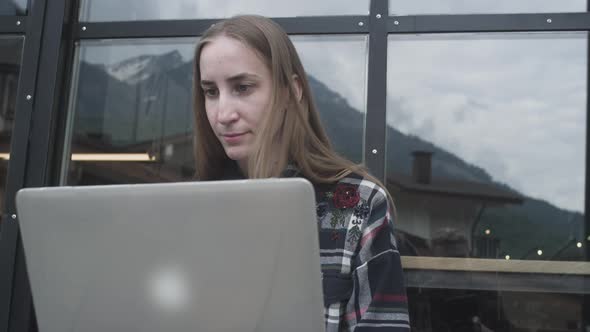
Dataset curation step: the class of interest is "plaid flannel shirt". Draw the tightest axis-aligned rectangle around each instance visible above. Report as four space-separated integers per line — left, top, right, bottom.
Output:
223 164 410 331
283 168 410 331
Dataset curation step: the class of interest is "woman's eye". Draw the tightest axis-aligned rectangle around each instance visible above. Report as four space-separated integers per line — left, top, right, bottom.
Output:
204 88 218 97
236 84 251 93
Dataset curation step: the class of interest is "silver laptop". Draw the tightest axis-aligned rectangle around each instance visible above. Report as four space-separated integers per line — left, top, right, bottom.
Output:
16 179 325 332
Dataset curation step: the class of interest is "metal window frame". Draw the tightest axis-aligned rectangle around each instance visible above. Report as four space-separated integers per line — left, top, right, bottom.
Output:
1 0 589 331
70 13 590 38
0 17 27 34
75 16 370 39
388 12 590 33
9 1 72 331
364 0 388 180
0 0 71 332
0 0 47 330
585 1 590 327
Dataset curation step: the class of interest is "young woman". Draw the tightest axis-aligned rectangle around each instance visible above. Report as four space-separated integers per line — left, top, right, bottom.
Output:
193 15 410 331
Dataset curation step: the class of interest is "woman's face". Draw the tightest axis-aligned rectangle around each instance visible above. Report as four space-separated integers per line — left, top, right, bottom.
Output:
199 35 273 167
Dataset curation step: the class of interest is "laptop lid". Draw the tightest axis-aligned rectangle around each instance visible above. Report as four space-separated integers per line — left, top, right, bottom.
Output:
16 178 325 332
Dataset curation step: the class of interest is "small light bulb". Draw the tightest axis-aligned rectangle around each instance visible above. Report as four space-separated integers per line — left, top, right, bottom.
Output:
577 242 582 248
485 229 491 235
537 250 543 256
505 255 510 260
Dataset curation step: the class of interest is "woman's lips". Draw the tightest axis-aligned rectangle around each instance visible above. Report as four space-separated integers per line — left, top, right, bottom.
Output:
222 132 247 144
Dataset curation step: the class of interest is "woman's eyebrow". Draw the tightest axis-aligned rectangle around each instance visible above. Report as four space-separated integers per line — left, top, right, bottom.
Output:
201 73 260 86
227 73 260 82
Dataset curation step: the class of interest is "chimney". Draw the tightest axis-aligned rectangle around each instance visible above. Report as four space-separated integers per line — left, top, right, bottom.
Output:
412 151 433 184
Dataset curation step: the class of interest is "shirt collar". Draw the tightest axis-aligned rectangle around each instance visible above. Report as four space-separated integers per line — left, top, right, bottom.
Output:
281 163 302 178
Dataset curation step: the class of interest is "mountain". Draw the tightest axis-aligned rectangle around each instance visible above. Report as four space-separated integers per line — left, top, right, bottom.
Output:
73 52 585 261
75 52 192 146
105 51 185 84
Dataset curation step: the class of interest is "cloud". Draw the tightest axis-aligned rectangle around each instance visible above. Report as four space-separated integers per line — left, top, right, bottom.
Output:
80 39 197 66
82 0 370 21
82 0 586 21
292 35 368 112
389 0 586 15
387 33 587 212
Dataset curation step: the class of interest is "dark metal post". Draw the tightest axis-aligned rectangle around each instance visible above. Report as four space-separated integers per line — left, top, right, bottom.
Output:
0 0 70 330
365 0 388 181
0 0 47 329
584 1 590 329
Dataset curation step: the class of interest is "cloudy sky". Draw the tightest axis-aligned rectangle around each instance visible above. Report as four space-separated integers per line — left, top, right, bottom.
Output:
80 0 370 21
80 0 586 21
389 0 586 15
387 32 586 213
78 1 587 213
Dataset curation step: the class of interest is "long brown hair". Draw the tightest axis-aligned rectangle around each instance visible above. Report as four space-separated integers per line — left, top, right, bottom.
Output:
192 15 389 196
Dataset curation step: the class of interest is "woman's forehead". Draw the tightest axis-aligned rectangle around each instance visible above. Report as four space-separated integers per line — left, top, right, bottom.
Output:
199 36 270 80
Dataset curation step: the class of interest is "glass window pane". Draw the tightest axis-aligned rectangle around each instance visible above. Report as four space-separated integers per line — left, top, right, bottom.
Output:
0 0 27 15
390 0 586 15
406 286 585 331
386 32 587 262
80 0 369 22
0 36 24 218
62 39 197 185
292 35 367 163
62 35 366 185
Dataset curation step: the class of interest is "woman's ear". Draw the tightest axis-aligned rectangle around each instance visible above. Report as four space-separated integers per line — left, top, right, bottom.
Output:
291 74 303 103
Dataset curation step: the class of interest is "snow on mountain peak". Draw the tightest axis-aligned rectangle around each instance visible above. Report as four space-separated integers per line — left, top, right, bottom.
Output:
105 51 184 84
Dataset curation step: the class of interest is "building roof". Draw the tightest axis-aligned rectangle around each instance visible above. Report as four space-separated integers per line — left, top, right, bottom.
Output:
387 172 524 205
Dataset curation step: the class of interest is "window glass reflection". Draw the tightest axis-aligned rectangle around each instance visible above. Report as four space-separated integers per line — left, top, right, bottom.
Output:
292 35 367 163
386 33 587 262
63 36 367 185
0 0 27 15
79 0 369 22
0 36 24 218
407 286 584 331
63 39 197 185
390 0 586 15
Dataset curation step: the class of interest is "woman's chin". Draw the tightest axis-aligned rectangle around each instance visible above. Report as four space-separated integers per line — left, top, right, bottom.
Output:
224 148 249 162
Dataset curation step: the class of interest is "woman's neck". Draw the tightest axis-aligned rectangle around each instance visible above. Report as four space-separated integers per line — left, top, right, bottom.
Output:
237 159 249 177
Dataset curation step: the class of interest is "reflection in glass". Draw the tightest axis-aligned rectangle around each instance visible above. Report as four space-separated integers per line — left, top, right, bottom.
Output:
390 0 586 15
0 37 24 218
63 39 198 185
63 36 366 185
407 287 583 331
79 0 369 22
0 0 27 15
386 33 587 262
292 35 367 163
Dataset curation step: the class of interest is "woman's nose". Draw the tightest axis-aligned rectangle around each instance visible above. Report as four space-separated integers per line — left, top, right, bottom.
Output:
217 93 239 124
